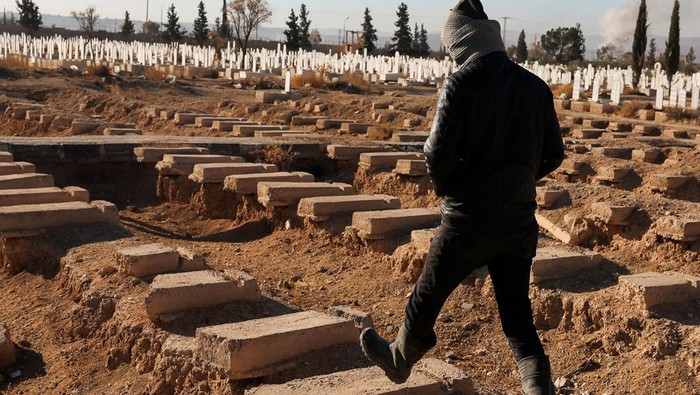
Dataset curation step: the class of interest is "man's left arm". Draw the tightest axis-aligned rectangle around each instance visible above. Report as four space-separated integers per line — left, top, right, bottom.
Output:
536 90 565 180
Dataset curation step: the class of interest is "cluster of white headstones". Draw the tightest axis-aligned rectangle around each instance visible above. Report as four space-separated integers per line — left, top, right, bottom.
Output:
522 61 700 110
0 32 454 83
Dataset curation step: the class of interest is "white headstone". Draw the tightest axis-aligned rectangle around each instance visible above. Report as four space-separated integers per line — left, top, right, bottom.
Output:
655 86 664 110
284 70 292 93
678 89 687 109
691 85 700 110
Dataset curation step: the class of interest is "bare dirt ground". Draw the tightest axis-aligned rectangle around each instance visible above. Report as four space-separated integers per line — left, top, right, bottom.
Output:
0 68 699 395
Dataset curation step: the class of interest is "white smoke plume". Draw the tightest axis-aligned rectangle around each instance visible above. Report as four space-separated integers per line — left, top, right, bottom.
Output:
600 0 698 50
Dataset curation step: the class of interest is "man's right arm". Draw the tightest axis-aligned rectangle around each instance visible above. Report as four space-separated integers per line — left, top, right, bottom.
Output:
424 78 462 197
536 91 565 180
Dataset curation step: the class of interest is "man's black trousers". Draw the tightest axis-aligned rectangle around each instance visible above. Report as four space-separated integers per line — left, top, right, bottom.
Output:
404 213 545 361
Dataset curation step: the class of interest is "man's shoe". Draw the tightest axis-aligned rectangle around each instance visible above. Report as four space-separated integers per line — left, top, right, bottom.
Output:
517 355 556 395
359 325 431 384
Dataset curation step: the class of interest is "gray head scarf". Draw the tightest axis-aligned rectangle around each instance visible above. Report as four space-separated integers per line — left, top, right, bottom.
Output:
441 0 506 69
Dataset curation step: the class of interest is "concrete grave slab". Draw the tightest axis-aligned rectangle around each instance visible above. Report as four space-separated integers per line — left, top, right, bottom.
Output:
618 272 700 310
298 194 401 221
327 145 390 161
134 146 210 163
352 208 441 240
196 311 359 379
189 163 278 183
246 358 475 395
654 216 700 241
0 201 118 232
117 243 180 278
258 182 355 208
531 247 603 283
359 152 425 172
224 172 315 195
0 173 54 190
395 159 427 176
145 270 261 321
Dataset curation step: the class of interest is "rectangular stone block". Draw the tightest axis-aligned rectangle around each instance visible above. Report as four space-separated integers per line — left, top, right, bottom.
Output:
360 152 425 171
176 247 208 272
392 131 430 143
14 162 35 173
340 123 371 134
0 201 117 232
196 311 359 379
582 119 609 129
0 152 13 162
189 163 279 183
39 113 56 125
298 195 401 221
0 324 15 370
316 119 356 130
0 163 22 176
253 130 306 138
145 270 261 321
212 120 258 132
0 173 54 190
174 113 215 126
231 125 286 137
70 121 101 135
64 186 90 202
596 167 631 182
258 182 355 208
156 155 245 176
654 216 700 241
553 99 571 111
160 110 176 120
638 109 655 121
572 129 604 139
146 107 165 118
634 125 661 136
352 208 441 240
618 272 700 310
372 102 391 110
531 247 603 283
0 187 75 207
663 129 690 139
632 149 660 163
195 117 244 128
291 116 328 126
647 174 692 192
536 188 568 209
589 102 614 114
394 159 427 176
608 122 633 132
224 172 315 195
255 91 293 104
51 115 75 128
570 101 591 112
245 359 475 395
590 202 636 225
116 243 180 278
134 147 210 163
591 147 633 159
327 145 389 161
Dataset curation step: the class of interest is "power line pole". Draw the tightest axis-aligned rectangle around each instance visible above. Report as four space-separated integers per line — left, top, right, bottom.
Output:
146 0 149 22
501 16 511 44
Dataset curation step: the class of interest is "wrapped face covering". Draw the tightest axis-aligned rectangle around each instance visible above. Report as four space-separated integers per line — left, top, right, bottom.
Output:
441 0 506 69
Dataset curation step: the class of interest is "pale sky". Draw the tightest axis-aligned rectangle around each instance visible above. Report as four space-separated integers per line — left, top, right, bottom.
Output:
2 0 699 41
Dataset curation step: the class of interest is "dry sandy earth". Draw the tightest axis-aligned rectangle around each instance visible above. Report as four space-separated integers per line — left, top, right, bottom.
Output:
0 67 699 395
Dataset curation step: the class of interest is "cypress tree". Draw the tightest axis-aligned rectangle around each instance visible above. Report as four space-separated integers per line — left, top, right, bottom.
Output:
516 30 528 62
419 24 430 57
219 0 230 39
284 8 300 50
298 4 311 50
361 8 378 54
193 1 210 45
632 0 648 87
121 10 135 38
664 0 681 79
645 38 657 69
15 0 42 34
162 3 185 42
391 3 412 55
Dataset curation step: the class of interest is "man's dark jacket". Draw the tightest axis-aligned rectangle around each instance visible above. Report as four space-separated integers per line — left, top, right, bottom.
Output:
425 52 565 221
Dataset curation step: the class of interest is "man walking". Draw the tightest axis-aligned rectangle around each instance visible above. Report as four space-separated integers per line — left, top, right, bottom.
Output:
359 1 565 394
